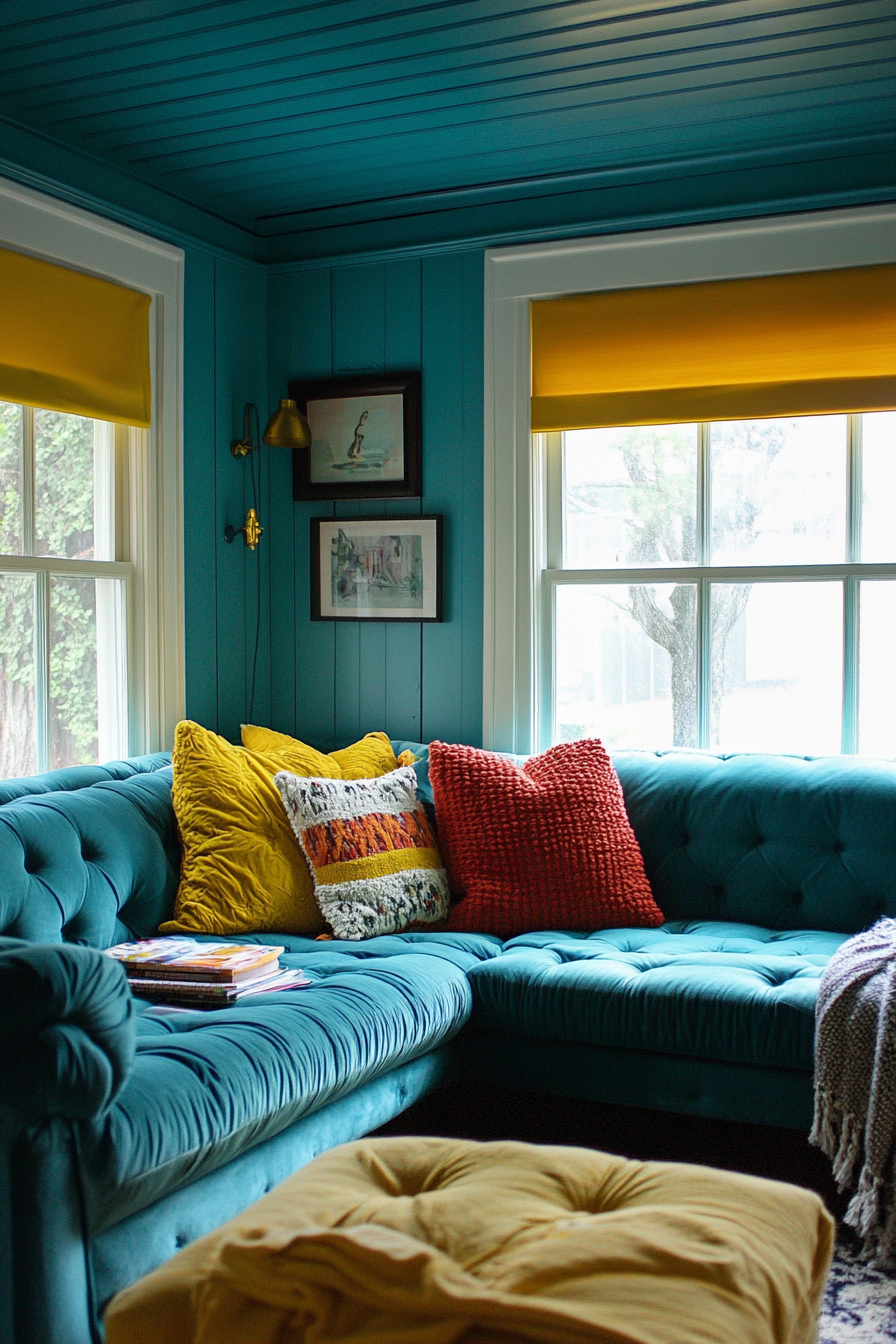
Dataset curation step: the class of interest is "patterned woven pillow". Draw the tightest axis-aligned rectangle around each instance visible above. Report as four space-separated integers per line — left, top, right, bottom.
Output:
275 766 450 940
430 738 663 939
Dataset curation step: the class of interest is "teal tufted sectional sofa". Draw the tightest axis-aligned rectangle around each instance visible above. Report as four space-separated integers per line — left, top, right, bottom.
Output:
2 743 895 1344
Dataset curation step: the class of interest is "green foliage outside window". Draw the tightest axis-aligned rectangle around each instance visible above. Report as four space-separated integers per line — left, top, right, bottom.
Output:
0 402 100 773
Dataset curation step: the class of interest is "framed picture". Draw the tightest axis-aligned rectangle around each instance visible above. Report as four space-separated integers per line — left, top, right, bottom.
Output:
290 372 421 501
311 515 443 622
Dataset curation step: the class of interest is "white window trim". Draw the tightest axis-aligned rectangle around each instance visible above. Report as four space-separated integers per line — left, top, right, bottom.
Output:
0 175 185 757
483 203 896 754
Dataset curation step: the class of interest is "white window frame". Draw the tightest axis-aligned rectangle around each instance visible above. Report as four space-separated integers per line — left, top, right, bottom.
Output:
0 176 185 761
483 203 896 754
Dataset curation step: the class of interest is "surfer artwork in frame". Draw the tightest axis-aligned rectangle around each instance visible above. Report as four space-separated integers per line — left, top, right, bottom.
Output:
311 516 443 622
290 372 421 501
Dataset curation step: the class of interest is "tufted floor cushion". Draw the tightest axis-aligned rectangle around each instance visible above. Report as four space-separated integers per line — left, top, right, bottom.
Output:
469 922 849 1071
78 935 500 1233
106 1136 834 1344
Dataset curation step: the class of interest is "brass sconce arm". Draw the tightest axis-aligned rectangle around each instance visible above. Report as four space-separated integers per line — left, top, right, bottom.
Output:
224 399 311 549
224 507 263 550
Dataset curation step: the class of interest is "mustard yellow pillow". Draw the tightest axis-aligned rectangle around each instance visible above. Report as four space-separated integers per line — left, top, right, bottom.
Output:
161 722 399 936
240 724 398 780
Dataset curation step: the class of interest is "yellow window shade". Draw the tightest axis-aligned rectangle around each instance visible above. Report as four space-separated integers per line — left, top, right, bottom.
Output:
531 263 896 432
0 247 151 426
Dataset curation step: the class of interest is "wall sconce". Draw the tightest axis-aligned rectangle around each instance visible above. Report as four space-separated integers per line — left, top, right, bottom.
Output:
224 400 311 549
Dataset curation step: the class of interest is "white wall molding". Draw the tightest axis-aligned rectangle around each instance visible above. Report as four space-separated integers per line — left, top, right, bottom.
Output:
0 174 185 755
483 203 896 752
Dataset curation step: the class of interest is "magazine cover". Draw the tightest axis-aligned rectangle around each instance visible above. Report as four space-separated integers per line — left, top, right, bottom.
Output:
105 938 285 982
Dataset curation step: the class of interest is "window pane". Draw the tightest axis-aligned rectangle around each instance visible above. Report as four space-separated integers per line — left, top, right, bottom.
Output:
50 575 98 769
711 582 842 754
0 401 24 556
859 581 896 758
35 409 96 559
555 583 697 749
710 416 846 565
861 412 896 563
563 425 698 568
49 575 127 771
0 572 37 776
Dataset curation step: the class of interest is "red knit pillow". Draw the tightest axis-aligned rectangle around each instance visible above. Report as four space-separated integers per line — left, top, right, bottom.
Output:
430 739 663 938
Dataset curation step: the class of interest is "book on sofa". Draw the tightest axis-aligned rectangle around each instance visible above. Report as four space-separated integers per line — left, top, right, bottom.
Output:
125 966 312 1008
105 937 311 1008
105 937 286 982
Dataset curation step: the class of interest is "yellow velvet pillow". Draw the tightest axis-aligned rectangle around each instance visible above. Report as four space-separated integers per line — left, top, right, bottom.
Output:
240 724 398 780
161 722 399 936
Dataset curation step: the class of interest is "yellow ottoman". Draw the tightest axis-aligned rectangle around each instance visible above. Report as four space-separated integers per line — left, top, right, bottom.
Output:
105 1137 834 1344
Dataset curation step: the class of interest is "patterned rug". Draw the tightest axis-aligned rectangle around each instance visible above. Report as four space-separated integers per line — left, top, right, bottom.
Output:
819 1234 896 1342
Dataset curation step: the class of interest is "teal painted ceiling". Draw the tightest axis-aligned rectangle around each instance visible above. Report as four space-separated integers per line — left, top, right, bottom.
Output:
0 0 893 256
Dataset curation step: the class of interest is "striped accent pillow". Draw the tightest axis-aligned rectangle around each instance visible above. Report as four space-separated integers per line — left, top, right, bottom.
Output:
275 766 450 940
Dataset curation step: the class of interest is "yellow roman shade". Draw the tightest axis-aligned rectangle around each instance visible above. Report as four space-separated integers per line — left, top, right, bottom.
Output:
531 263 896 432
0 246 151 426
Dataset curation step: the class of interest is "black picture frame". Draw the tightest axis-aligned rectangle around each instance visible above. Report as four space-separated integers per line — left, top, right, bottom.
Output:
289 371 421 501
311 515 443 622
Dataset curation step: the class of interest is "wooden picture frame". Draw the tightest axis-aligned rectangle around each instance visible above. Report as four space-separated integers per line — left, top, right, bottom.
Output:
311 515 443 622
289 371 421 501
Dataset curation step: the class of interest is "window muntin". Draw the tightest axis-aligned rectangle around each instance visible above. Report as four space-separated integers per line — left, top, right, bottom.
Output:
0 401 132 776
861 412 896 563
547 411 896 757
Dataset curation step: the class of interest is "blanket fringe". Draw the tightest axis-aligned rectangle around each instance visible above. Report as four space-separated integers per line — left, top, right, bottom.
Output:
810 1093 864 1193
844 1160 896 1269
811 919 896 1269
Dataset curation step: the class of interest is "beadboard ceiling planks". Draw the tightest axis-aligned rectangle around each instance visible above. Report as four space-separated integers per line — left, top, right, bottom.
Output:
0 0 893 257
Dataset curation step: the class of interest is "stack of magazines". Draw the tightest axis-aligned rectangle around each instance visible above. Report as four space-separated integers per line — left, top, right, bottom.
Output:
105 938 311 1009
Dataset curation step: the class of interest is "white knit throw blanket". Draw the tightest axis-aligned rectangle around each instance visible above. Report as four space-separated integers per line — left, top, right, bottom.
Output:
811 917 896 1266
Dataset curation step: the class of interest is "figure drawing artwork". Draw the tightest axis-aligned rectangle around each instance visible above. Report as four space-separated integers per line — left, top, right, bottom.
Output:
308 394 404 484
312 516 442 622
290 373 421 501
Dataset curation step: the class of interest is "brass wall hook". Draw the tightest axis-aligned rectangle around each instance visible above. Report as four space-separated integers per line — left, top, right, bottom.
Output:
224 507 263 550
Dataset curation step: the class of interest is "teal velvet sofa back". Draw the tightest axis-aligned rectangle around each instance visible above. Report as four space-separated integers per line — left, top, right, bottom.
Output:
0 759 178 946
612 751 896 933
400 744 896 936
3 747 896 948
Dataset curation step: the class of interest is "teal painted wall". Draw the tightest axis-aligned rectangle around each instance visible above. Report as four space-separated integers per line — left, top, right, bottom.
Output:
182 248 271 741
2 119 892 753
266 253 484 749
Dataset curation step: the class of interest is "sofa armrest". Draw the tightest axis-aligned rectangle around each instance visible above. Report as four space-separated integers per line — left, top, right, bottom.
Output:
0 938 134 1123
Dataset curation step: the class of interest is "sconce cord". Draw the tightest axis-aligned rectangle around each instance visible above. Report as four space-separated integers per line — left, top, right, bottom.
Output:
248 404 262 724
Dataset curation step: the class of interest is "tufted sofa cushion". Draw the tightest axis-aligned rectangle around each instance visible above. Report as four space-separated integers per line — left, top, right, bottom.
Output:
0 768 179 945
468 922 849 1072
76 935 501 1234
106 1136 834 1344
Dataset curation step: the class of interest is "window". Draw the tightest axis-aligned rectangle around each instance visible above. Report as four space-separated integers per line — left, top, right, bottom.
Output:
0 176 185 777
483 203 896 754
0 402 138 776
548 411 896 756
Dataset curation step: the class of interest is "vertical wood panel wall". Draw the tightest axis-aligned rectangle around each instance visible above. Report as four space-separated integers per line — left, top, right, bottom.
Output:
266 250 484 750
183 248 270 741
